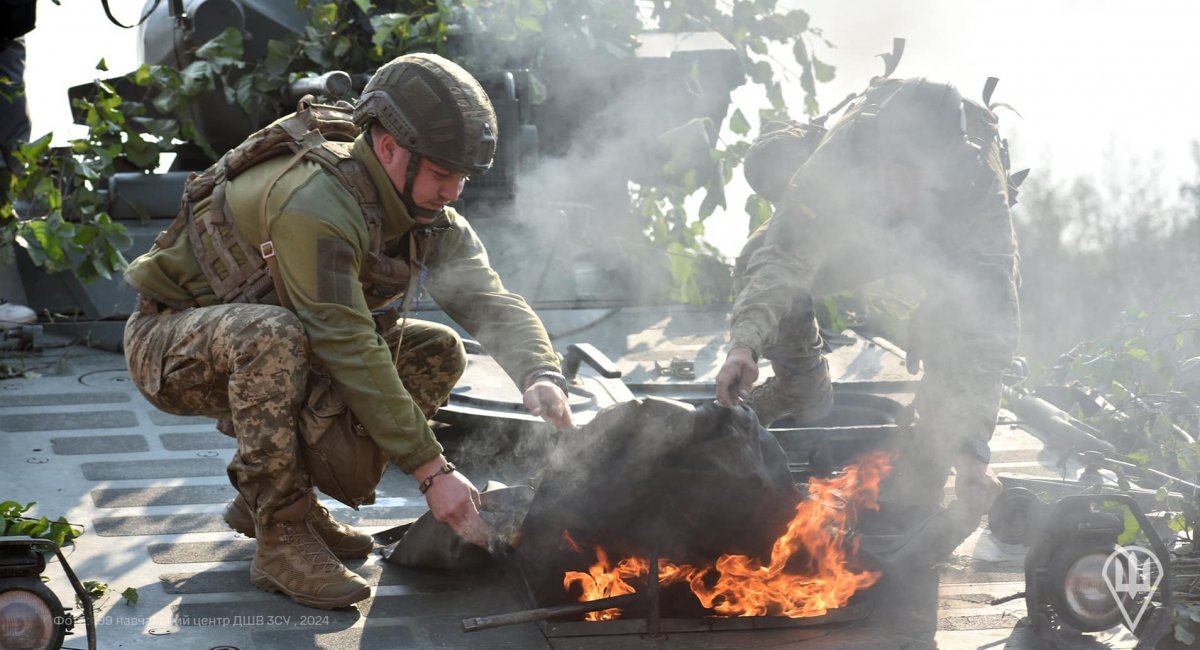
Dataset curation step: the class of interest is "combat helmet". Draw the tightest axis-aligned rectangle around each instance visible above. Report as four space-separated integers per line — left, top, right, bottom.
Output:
355 54 497 217
743 121 827 203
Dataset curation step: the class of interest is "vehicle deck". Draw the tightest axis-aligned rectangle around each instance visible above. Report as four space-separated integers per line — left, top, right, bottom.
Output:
0 313 1141 650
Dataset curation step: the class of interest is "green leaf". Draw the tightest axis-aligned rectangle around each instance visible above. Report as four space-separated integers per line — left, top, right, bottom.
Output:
745 194 773 233
1117 506 1140 545
1176 620 1196 645
1126 449 1151 466
78 581 108 608
132 64 154 86
729 108 750 137
514 16 542 33
1181 604 1200 624
803 94 819 117
45 518 81 547
121 587 139 606
179 61 215 97
792 37 810 68
1125 347 1151 362
0 501 34 518
9 517 50 538
780 9 810 34
264 40 295 78
812 57 836 83
195 28 246 67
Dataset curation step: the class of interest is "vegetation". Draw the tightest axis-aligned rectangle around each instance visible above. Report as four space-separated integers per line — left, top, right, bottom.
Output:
0 499 82 547
1 500 138 607
1008 148 1200 643
1 0 836 303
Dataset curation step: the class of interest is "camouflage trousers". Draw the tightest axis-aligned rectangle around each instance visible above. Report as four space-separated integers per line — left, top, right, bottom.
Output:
124 302 465 523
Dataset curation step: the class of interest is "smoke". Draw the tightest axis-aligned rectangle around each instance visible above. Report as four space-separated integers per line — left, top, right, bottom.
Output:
457 30 742 308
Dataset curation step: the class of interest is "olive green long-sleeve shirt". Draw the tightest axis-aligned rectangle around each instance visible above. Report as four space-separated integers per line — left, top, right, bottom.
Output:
125 135 559 473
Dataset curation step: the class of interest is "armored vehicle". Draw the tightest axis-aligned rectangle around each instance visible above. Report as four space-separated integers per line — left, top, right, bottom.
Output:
0 2 1152 649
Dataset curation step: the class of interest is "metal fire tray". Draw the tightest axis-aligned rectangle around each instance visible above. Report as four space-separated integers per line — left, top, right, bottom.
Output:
538 600 874 638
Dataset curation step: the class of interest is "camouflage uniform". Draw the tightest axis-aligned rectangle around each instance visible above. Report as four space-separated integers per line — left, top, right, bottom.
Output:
732 90 1021 506
123 134 560 522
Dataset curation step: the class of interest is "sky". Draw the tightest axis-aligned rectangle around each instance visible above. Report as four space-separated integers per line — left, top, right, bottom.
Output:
22 0 1200 259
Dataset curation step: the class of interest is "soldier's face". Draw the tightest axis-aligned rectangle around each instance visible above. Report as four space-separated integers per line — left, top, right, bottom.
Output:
374 132 468 222
408 159 468 220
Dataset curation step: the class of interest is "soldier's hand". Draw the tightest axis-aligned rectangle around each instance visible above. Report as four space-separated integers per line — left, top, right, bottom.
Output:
416 457 491 547
716 346 759 407
953 453 1003 522
523 380 574 431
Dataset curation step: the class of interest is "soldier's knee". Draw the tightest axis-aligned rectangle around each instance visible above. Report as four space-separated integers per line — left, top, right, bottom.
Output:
231 307 309 369
434 328 467 382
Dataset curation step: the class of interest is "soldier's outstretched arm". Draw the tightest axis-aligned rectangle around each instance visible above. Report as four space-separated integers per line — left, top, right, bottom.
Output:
719 205 820 405
522 377 573 431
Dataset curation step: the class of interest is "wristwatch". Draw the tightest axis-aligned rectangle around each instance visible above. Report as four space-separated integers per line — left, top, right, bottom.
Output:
526 369 570 394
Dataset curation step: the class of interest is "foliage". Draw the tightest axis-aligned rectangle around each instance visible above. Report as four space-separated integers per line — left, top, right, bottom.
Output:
121 586 140 606
78 580 107 609
1052 311 1200 515
1011 146 1200 643
4 0 834 303
1 500 138 607
0 500 83 548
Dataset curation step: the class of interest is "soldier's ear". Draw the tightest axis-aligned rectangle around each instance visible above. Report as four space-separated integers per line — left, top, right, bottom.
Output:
375 133 411 169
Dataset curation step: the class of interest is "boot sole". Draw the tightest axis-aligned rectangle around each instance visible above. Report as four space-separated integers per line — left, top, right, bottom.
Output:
226 509 373 560
250 566 371 610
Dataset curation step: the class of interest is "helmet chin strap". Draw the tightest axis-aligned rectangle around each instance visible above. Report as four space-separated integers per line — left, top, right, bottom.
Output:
401 151 444 221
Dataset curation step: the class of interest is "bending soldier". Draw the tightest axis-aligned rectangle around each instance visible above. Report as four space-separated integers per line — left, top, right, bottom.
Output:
122 54 574 609
717 78 1020 560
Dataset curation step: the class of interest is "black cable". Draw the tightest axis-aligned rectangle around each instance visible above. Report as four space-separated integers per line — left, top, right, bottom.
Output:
100 0 162 29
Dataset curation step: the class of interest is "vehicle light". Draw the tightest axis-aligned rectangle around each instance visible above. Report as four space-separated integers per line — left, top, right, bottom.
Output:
0 536 92 650
1049 548 1124 632
0 580 66 650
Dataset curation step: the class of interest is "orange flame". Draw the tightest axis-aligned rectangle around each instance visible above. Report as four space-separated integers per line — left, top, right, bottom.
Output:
562 544 650 620
563 451 892 619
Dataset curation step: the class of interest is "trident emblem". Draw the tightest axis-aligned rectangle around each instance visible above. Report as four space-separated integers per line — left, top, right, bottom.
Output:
1102 545 1163 630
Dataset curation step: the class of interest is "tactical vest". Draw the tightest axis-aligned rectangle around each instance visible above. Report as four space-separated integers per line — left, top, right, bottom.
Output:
823 75 1027 208
155 97 433 311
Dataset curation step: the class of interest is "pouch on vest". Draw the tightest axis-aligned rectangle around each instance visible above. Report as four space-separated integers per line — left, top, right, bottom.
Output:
297 370 390 509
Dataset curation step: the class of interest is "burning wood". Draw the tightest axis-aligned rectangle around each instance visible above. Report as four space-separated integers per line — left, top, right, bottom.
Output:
563 451 892 620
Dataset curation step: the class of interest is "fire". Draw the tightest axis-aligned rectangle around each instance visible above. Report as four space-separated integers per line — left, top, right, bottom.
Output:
562 541 650 621
563 451 892 620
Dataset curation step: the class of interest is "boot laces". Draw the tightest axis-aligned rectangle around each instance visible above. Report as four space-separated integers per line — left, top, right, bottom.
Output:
308 502 346 534
284 522 340 572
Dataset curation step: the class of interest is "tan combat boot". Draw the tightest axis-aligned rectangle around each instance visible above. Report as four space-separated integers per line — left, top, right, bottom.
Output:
225 494 374 559
250 496 371 609
748 357 834 427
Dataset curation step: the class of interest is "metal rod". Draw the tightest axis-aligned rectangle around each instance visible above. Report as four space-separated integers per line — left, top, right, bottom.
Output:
989 592 1025 606
647 546 662 638
462 593 644 633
